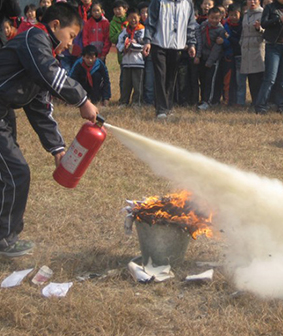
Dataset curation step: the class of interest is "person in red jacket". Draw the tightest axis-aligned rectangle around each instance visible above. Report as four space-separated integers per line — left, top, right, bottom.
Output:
82 1 111 62
17 4 37 34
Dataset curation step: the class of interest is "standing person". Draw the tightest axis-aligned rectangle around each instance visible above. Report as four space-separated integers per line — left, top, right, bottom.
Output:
109 0 129 99
197 0 215 24
117 8 145 106
143 0 196 119
83 1 111 63
222 3 243 105
176 12 202 107
39 0 53 7
17 4 37 34
240 0 265 106
138 1 154 105
255 0 283 114
78 0 92 22
198 7 226 110
0 0 21 47
0 3 98 257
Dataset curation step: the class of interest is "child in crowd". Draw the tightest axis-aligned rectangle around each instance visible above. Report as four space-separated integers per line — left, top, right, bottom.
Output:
0 3 97 257
61 0 91 73
17 4 37 34
218 4 227 23
223 0 233 15
176 11 202 106
39 0 52 7
3 19 17 41
198 6 226 110
197 0 215 24
83 1 111 63
222 3 243 105
70 45 111 106
109 0 129 98
78 0 92 22
117 7 145 106
138 1 154 105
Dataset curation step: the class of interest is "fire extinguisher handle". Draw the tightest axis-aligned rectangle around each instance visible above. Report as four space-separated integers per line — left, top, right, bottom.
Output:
96 114 105 127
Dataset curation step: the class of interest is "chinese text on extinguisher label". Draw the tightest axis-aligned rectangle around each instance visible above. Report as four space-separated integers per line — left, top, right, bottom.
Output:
61 139 88 174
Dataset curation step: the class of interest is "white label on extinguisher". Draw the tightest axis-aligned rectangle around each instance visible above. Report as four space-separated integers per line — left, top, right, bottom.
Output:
61 138 88 174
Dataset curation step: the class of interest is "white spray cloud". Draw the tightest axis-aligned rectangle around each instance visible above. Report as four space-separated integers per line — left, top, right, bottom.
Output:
106 124 283 299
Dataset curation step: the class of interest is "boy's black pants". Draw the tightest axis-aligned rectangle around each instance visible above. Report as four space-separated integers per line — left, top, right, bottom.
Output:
199 59 219 104
0 108 30 241
151 44 181 114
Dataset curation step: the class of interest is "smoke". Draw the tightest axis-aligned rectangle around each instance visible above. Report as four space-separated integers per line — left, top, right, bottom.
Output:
106 123 283 299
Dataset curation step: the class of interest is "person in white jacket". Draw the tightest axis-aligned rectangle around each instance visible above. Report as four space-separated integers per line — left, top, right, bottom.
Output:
143 0 196 118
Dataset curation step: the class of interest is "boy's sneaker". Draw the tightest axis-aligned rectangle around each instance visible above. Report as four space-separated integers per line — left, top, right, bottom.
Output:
0 240 34 257
198 102 210 110
156 113 167 119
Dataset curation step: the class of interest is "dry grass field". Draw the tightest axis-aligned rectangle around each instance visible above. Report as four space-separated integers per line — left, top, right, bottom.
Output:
1 50 283 336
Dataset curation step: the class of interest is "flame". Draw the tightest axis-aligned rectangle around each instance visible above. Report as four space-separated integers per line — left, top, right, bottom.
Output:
132 191 213 239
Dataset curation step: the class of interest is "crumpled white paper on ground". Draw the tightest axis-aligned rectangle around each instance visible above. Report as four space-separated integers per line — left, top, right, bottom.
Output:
128 257 174 283
1 268 34 288
185 269 214 282
42 282 73 298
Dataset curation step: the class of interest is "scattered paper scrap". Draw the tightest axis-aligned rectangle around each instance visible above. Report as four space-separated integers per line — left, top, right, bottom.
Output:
1 268 34 288
185 269 214 282
196 261 222 268
76 273 102 281
128 261 154 283
32 265 53 285
128 257 174 283
42 282 73 298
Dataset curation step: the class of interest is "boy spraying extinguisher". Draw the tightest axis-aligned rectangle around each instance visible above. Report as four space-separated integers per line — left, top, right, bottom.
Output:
0 3 98 257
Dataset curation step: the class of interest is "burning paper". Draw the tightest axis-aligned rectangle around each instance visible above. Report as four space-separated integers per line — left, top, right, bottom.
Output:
128 257 174 283
124 191 213 239
185 269 214 282
1 268 34 288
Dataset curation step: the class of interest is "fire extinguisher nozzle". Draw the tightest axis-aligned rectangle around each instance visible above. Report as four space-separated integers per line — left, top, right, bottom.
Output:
103 122 112 129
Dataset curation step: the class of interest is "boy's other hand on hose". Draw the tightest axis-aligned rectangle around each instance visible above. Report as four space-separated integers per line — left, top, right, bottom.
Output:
79 100 98 123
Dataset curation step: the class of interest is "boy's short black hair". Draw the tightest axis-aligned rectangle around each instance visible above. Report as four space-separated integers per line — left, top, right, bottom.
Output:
228 3 241 13
127 7 140 16
82 45 98 57
41 3 82 29
137 1 149 12
24 4 37 15
112 0 129 10
208 6 222 15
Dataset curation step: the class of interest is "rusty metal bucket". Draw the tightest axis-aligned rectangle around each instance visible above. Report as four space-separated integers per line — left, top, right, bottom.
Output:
135 221 190 267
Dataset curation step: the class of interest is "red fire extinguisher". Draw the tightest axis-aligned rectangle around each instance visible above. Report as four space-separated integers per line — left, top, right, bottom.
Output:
53 115 106 188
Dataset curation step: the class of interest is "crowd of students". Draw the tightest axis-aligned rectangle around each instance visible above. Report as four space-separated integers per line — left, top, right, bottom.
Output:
1 0 283 117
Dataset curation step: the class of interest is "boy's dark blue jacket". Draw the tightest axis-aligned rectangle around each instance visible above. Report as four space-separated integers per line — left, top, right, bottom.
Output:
0 24 88 155
69 57 111 101
223 19 242 57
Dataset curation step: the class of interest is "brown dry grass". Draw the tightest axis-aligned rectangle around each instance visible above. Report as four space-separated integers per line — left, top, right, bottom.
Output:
1 51 283 336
